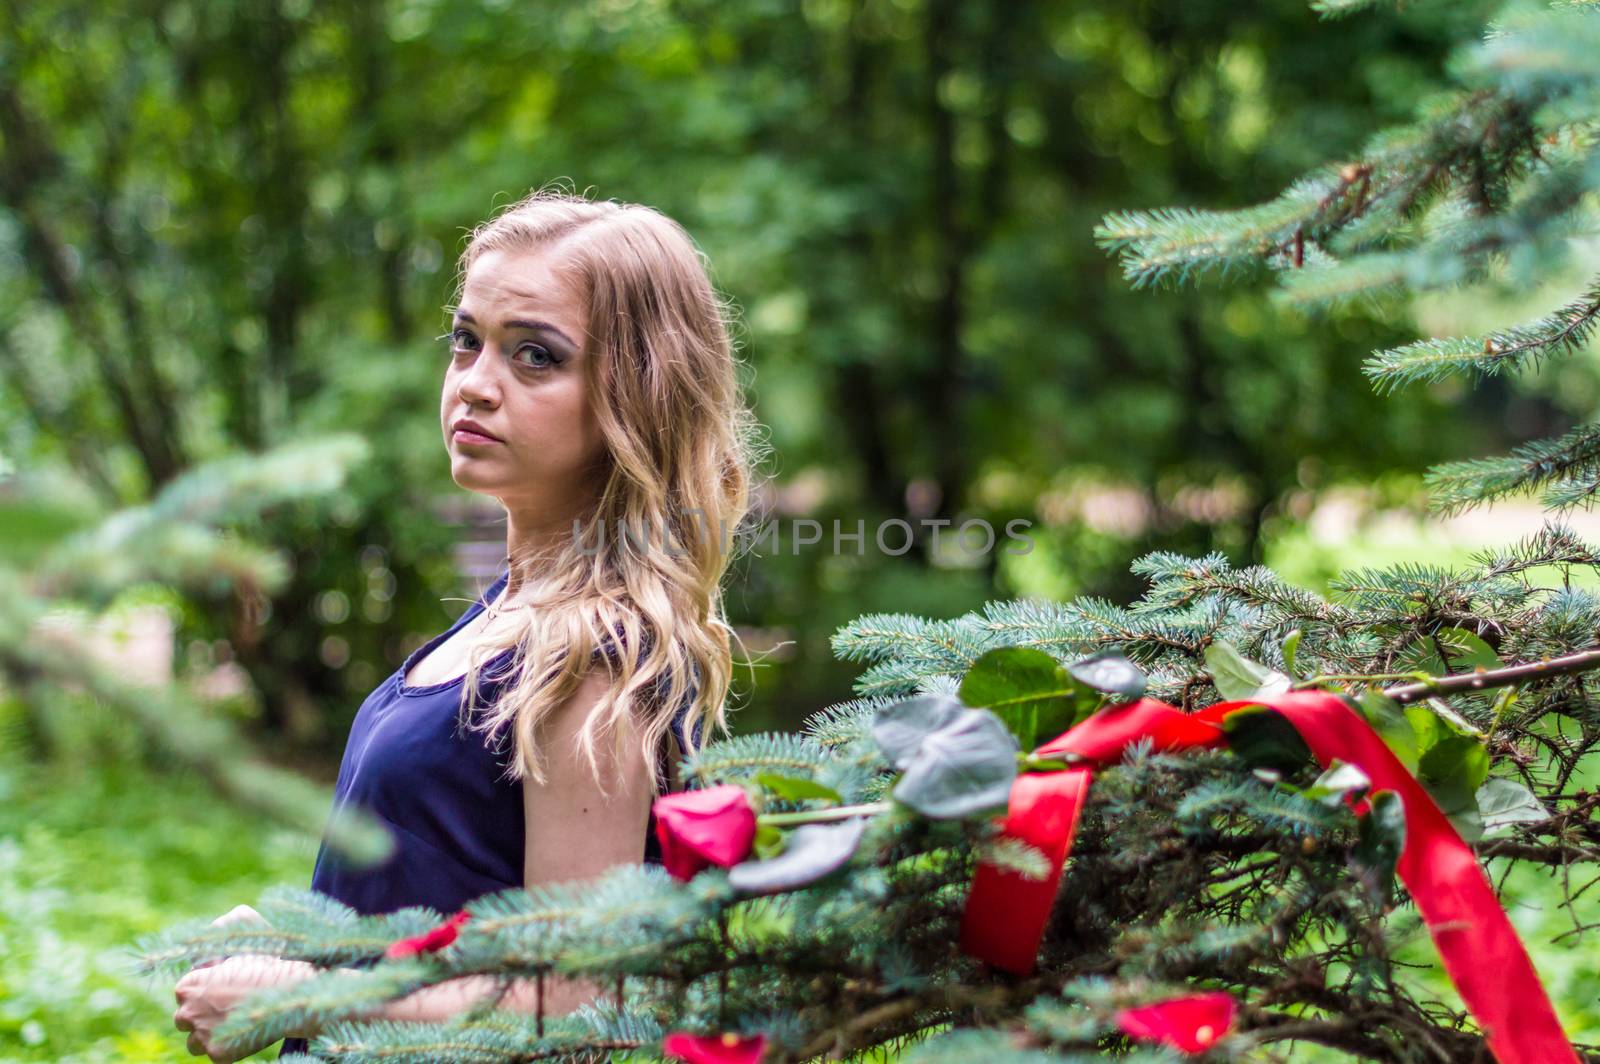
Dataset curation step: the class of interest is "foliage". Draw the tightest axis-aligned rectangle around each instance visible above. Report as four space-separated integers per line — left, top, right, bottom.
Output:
0 0 1513 739
139 537 1600 1059
1095 0 1600 516
0 754 312 1063
0 435 386 856
129 1 1600 1061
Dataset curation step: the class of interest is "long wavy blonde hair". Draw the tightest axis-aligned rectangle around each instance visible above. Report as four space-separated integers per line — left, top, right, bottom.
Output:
450 188 767 798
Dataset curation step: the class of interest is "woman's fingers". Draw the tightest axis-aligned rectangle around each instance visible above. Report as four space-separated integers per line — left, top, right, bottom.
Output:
188 904 265 974
212 904 263 927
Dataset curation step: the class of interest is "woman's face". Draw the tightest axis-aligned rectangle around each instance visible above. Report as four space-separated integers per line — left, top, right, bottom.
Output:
441 246 607 511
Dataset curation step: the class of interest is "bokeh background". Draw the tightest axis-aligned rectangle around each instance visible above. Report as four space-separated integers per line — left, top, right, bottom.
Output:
3 0 1597 1059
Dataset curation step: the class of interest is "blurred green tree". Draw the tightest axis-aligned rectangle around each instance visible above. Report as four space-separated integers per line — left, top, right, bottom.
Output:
1 0 1533 742
140 1 1600 1061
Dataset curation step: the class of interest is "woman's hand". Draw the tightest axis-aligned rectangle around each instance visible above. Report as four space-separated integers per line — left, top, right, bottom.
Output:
186 905 263 974
173 903 312 1061
173 954 316 1061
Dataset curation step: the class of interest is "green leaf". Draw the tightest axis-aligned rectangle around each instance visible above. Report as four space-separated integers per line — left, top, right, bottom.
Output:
756 773 844 804
752 822 785 861
960 647 1096 748
1403 696 1485 773
1357 691 1419 774
1222 705 1314 774
1419 735 1490 842
1304 759 1371 806
728 819 867 896
1282 628 1303 677
1205 641 1293 701
1419 735 1490 791
890 708 1019 819
1421 696 1487 739
1352 790 1406 908
1397 627 1502 677
1446 806 1484 843
1436 627 1502 672
1476 777 1549 833
1404 703 1447 754
1066 652 1147 699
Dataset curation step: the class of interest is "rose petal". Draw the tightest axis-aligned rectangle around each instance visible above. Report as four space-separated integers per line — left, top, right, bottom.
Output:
1115 991 1236 1055
653 785 757 882
661 1030 767 1064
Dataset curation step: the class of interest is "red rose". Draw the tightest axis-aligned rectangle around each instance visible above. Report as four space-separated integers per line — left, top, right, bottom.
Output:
385 910 472 959
661 1031 767 1064
1115 991 1236 1055
652 784 758 882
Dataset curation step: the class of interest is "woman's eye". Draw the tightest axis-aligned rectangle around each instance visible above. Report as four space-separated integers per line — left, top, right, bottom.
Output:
513 343 556 369
446 328 478 352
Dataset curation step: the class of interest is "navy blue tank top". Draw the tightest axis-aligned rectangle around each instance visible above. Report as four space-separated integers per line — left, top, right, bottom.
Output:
281 567 699 1056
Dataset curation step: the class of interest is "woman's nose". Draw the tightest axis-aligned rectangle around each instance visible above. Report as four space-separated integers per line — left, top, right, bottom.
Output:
455 346 504 404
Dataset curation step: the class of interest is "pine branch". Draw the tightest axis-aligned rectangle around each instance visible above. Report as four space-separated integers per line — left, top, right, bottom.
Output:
1365 275 1600 392
1 578 392 878
34 432 371 602
1310 0 1389 18
1094 169 1354 290
1380 643 1600 703
681 732 838 787
1468 520 1600 577
213 962 434 1057
1423 420 1600 514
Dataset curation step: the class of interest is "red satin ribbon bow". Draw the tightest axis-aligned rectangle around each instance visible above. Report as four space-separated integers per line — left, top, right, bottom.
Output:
957 693 1576 1064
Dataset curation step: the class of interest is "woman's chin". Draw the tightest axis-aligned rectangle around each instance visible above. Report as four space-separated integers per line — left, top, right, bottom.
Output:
449 465 510 497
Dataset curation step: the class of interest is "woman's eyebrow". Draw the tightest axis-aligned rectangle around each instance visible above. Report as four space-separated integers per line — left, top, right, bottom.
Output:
452 309 577 349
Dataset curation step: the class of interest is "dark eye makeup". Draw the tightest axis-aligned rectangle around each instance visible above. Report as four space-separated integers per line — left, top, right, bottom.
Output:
436 328 561 370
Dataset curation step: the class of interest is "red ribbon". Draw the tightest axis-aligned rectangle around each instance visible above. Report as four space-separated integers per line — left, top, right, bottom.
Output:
385 910 472 959
958 766 1092 974
958 693 1576 1064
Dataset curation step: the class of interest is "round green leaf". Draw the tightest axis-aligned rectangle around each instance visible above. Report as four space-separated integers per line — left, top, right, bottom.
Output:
757 773 844 804
1205 641 1292 701
959 646 1090 748
1222 705 1313 774
1476 777 1549 832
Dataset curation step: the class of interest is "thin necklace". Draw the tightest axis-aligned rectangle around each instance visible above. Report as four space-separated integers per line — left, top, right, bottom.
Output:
484 597 530 622
484 556 531 621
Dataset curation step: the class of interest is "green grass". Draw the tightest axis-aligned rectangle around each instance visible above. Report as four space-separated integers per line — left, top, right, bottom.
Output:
0 758 315 1063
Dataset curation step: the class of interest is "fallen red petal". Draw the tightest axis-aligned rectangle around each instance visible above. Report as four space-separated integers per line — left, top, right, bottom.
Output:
661 1030 767 1064
1115 991 1237 1055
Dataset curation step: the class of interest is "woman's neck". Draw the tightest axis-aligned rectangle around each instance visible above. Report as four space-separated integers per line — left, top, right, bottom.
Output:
501 498 595 600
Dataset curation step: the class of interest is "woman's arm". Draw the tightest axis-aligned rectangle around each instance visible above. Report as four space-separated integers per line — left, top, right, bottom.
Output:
513 663 658 1013
175 668 654 1059
339 665 656 1024
346 665 654 1025
370 665 657 1024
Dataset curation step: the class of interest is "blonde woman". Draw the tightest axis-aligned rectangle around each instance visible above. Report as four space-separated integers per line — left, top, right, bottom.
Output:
173 189 764 1061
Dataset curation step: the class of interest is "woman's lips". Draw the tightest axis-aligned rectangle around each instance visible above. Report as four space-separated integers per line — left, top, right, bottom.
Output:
453 429 501 446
